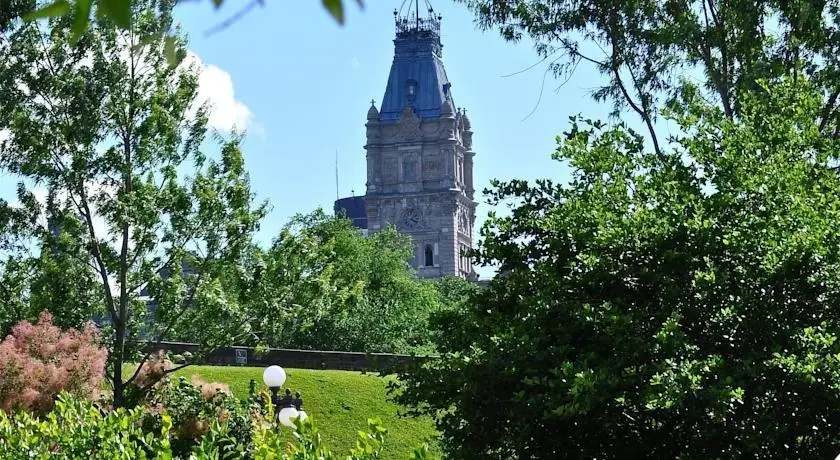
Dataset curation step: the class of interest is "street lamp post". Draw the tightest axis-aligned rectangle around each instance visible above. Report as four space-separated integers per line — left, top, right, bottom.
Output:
261 365 308 428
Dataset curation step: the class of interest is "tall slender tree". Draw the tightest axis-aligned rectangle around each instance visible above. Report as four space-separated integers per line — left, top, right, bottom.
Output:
0 0 273 407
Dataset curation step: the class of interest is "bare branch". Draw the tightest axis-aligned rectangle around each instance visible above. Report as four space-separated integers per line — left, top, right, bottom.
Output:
204 0 264 36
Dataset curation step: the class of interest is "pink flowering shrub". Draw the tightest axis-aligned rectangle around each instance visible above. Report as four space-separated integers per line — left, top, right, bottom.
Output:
0 312 107 414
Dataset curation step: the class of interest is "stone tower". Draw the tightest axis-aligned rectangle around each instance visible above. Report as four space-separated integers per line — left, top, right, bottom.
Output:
362 5 477 279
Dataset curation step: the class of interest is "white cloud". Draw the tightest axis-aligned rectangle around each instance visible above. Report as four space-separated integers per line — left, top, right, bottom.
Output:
350 56 362 70
182 52 253 133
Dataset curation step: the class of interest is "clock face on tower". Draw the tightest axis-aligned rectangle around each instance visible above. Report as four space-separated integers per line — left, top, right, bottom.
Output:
401 207 421 230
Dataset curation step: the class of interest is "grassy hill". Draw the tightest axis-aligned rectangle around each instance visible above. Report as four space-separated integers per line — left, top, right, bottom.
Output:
173 365 440 459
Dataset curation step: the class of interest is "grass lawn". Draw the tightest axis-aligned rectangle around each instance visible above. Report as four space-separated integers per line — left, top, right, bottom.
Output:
173 365 440 458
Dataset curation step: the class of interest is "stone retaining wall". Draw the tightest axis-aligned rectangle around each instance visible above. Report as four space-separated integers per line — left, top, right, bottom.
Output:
145 341 428 373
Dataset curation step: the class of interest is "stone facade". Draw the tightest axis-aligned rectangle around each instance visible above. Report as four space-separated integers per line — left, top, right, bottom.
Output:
364 104 476 278
335 10 477 279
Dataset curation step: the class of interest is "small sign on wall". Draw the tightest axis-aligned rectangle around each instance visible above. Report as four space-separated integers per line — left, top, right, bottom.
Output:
234 348 247 365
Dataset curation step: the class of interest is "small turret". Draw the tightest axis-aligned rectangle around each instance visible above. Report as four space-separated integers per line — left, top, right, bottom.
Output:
461 108 472 130
367 99 380 121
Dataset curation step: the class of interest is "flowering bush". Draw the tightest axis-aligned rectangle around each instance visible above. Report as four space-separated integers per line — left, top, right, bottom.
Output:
0 392 428 459
0 312 107 414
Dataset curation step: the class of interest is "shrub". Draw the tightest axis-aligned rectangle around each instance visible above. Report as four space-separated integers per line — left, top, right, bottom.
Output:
143 375 255 457
0 311 107 414
0 393 174 459
0 392 423 459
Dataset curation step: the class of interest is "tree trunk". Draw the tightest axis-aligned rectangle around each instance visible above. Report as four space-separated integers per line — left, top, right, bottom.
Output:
112 323 125 407
113 30 138 409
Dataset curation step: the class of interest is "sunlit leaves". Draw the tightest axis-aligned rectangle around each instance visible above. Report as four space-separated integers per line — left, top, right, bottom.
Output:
98 0 130 28
22 0 70 21
395 78 840 458
1 0 273 407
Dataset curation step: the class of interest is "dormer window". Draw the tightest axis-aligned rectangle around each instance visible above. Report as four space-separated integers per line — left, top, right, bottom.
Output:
405 79 418 103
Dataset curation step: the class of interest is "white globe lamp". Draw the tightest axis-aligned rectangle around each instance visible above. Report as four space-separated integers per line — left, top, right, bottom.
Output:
262 365 308 429
278 407 299 427
278 407 308 428
262 365 286 389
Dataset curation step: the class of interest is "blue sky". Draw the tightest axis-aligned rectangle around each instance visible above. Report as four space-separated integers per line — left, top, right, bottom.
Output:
2 1 645 278
173 1 621 277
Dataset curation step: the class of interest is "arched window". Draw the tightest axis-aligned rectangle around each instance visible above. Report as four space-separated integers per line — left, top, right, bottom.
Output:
424 245 434 267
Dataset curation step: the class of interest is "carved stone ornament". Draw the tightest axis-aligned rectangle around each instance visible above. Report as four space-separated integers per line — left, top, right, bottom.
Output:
459 210 469 234
423 156 441 176
397 107 422 141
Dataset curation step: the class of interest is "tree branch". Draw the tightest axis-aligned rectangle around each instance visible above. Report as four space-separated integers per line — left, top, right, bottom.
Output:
605 27 664 160
699 0 733 119
125 248 212 387
819 89 840 133
78 184 118 323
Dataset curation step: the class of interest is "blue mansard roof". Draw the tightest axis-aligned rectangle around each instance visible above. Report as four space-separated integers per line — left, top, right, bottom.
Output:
378 16 454 122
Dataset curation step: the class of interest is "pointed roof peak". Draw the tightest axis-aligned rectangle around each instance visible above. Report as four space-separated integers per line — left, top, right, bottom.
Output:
380 4 452 122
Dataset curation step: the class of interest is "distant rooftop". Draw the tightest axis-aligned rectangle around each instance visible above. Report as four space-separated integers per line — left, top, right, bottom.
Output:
334 196 367 230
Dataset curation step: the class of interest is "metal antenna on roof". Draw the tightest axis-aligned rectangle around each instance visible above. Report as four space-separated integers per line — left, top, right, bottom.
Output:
335 150 339 201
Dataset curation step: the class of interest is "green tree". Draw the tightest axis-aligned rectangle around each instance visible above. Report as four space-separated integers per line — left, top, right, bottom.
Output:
460 0 840 154
0 185 39 334
262 210 449 354
0 0 273 407
394 77 840 458
0 184 103 336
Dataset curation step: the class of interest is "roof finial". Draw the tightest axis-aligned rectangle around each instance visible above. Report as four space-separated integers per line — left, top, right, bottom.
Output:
395 0 440 36
367 99 380 120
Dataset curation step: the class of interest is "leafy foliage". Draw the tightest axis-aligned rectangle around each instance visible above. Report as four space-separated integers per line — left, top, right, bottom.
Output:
0 312 107 415
395 78 840 458
0 394 175 459
142 375 254 457
0 391 424 459
459 0 840 153
262 210 468 354
0 0 276 407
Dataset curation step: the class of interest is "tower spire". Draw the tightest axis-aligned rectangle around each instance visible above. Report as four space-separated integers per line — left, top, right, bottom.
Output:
383 0 448 122
395 0 440 37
